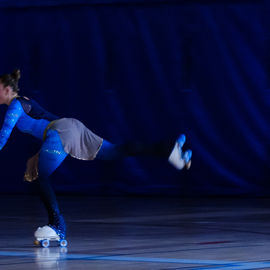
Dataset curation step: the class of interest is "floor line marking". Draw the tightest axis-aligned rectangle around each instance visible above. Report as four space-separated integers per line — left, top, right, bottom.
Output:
0 251 249 265
1 250 270 269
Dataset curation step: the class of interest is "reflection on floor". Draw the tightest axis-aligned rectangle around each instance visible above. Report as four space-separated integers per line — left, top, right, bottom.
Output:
1 194 270 269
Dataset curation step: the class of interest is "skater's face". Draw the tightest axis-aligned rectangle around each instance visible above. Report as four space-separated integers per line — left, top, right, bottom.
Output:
0 80 13 105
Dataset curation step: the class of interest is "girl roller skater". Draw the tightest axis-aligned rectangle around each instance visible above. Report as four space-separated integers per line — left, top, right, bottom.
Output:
0 69 192 246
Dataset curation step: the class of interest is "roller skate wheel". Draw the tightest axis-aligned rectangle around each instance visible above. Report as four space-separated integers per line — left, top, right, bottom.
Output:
34 240 40 246
59 239 68 247
41 239 50 248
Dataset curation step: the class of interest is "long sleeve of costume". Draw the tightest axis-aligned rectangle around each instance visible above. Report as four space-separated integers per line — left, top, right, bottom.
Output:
0 100 23 151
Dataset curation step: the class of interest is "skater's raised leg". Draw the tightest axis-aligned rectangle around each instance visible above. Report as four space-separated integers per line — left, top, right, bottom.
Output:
97 134 192 170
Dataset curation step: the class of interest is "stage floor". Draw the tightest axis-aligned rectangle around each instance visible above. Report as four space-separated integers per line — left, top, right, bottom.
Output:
0 194 270 270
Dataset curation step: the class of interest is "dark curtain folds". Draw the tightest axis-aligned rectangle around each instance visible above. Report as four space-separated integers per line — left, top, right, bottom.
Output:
0 0 269 196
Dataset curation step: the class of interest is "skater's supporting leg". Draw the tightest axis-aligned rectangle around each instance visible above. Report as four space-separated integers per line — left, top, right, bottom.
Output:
35 129 68 238
34 176 60 222
34 176 66 239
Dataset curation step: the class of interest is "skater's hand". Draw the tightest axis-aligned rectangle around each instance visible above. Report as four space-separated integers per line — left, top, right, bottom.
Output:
24 153 39 182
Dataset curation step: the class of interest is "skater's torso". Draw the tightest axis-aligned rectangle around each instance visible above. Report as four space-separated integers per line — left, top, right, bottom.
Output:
0 97 59 150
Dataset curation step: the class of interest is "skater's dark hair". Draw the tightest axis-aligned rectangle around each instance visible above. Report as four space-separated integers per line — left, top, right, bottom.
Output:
0 69 21 93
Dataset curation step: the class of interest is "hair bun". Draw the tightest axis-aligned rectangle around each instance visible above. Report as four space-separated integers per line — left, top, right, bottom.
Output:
11 69 21 80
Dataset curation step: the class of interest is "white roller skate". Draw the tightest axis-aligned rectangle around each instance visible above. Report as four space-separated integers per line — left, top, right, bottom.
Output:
34 225 68 248
168 134 192 170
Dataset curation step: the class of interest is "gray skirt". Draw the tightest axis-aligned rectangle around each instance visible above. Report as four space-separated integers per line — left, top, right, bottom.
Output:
44 118 103 160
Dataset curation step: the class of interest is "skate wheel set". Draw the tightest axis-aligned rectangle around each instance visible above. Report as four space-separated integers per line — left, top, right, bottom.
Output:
34 225 68 248
34 238 68 248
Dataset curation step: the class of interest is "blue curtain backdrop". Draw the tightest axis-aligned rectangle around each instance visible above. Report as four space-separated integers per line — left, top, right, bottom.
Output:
0 0 269 196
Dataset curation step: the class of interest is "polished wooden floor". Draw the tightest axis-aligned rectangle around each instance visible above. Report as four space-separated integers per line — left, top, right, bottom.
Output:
1 194 270 269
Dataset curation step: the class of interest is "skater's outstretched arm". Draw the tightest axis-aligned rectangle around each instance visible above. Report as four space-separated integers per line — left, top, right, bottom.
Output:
0 69 23 150
0 99 23 150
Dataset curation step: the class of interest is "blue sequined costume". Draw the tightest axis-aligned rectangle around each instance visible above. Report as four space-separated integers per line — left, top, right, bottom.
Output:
0 97 68 177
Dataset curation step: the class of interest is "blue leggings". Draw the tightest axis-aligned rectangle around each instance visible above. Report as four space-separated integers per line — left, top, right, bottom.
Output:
39 129 68 178
96 139 173 160
34 129 67 238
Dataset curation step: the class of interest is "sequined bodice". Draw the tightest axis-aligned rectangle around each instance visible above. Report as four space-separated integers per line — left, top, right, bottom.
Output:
0 97 59 151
